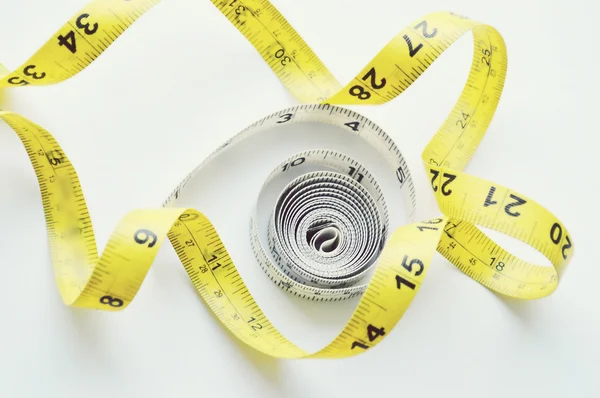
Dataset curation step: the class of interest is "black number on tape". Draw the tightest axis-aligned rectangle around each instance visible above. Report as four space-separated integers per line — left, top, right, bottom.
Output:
484 186 498 207
561 236 573 260
417 225 438 232
485 188 526 216
99 295 123 307
402 34 423 57
446 223 457 235
430 169 439 191
430 170 456 196
350 325 385 351
344 121 360 131
348 67 386 99
351 341 369 350
251 323 263 331
396 275 416 290
274 48 291 66
481 50 490 66
23 65 46 80
8 77 29 86
361 67 386 90
46 150 64 166
282 157 305 171
57 31 77 53
348 85 371 100
550 222 572 260
504 194 527 217
414 20 438 38
550 223 562 244
491 258 505 272
76 14 98 35
462 112 470 119
60 13 97 52
396 166 406 184
178 213 199 221
134 229 158 248
367 324 386 342
348 166 364 183
441 173 456 195
402 255 424 276
277 113 293 123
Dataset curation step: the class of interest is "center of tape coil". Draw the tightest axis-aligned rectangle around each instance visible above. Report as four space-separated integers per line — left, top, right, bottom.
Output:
167 106 416 301
308 224 341 253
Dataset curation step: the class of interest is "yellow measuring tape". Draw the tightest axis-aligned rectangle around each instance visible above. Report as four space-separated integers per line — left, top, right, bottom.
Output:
0 0 574 358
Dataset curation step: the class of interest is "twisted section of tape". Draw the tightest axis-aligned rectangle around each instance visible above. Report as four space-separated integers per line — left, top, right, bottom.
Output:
0 0 574 358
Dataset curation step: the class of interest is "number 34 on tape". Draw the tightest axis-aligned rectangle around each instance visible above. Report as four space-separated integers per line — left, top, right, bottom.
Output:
0 0 574 359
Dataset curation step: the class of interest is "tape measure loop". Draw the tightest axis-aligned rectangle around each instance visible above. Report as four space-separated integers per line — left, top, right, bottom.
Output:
0 0 576 360
428 165 571 299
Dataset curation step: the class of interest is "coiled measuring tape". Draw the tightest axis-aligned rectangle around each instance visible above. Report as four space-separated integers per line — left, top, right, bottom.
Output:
0 0 574 358
166 106 415 301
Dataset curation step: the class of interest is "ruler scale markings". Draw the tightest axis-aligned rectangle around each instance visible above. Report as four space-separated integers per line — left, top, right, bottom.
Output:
0 0 574 358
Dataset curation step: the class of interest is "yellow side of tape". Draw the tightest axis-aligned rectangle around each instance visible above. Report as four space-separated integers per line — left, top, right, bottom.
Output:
0 0 573 358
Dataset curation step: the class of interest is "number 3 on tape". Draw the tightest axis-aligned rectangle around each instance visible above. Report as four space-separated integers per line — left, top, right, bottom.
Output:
0 0 574 359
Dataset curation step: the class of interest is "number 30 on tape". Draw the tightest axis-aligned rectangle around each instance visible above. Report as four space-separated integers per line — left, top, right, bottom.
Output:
0 0 574 359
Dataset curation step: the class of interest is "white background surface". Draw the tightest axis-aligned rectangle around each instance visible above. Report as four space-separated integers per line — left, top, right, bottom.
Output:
0 0 596 397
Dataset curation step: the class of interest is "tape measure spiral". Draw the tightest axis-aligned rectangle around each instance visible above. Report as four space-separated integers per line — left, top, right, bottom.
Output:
266 166 385 295
162 105 415 301
0 0 575 359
